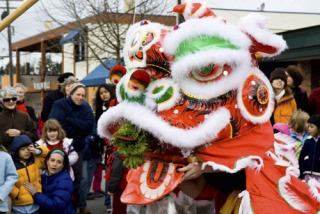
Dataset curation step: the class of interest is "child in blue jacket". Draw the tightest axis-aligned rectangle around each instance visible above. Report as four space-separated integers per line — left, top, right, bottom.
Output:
299 114 320 182
24 148 76 214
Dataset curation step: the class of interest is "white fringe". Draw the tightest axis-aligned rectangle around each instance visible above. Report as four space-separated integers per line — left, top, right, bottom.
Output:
308 179 320 203
278 166 309 212
238 190 253 214
202 156 264 174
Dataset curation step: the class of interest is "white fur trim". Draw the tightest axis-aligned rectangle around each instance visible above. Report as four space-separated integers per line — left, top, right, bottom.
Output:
145 79 180 112
123 21 170 68
97 102 230 148
278 166 309 212
238 13 287 57
170 49 251 98
183 1 208 20
238 190 253 214
163 17 251 56
237 67 275 124
115 75 124 103
202 156 264 173
308 179 320 202
121 70 145 97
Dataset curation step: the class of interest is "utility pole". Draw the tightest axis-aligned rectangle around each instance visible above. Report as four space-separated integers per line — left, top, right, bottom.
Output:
6 0 13 86
0 0 27 86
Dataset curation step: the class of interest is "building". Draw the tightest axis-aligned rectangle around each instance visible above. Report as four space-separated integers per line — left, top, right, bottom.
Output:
6 13 176 115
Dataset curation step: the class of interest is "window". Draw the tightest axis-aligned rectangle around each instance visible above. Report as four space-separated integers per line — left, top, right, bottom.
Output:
75 38 85 62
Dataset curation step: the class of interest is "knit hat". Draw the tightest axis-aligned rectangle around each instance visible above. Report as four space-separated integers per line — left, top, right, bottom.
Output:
269 68 287 87
57 72 74 84
307 114 320 128
273 123 290 136
69 83 86 95
10 135 33 153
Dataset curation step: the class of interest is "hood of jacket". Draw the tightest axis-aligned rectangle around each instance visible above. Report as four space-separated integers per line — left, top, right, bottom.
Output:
10 135 33 153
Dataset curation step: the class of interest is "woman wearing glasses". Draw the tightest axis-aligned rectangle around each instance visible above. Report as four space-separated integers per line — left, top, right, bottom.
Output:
0 86 38 151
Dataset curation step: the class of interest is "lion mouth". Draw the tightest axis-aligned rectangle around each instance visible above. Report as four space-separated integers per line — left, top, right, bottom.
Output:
97 101 231 149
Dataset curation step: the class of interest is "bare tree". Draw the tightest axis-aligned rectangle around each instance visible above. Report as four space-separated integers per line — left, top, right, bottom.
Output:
38 0 174 69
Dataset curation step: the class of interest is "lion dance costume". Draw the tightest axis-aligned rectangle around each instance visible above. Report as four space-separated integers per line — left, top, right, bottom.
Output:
98 2 320 213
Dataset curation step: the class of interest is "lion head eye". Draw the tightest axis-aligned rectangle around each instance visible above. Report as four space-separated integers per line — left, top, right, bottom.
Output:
131 32 141 47
199 64 214 75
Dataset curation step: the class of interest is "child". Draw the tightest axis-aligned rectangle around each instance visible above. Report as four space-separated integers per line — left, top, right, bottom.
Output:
288 110 310 157
0 144 18 214
273 110 310 158
298 114 320 182
35 119 78 180
24 149 76 214
104 145 128 214
10 135 49 214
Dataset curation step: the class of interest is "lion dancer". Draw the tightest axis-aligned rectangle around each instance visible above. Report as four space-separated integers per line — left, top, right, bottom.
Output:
170 2 320 213
98 2 320 213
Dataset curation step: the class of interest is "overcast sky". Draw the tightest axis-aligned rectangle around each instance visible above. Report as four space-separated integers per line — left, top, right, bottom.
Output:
0 0 320 67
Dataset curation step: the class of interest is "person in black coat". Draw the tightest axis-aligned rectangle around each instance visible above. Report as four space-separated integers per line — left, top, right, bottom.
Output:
298 114 320 183
40 72 75 122
49 83 95 214
0 87 38 151
285 65 309 112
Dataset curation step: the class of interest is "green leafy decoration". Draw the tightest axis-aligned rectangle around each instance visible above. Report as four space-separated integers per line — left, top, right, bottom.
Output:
111 122 149 168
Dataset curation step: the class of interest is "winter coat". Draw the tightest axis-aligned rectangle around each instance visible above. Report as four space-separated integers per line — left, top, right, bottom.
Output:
10 145 49 206
0 108 38 150
309 87 320 115
0 151 18 212
41 89 65 122
36 138 78 180
34 170 76 214
291 87 309 113
273 94 297 124
299 136 320 178
48 97 95 152
105 150 128 193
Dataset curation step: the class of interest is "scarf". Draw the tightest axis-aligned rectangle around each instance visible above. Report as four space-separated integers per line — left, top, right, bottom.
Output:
275 89 285 101
16 100 28 114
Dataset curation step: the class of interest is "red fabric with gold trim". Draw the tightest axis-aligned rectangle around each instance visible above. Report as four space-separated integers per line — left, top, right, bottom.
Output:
121 160 184 205
241 74 270 117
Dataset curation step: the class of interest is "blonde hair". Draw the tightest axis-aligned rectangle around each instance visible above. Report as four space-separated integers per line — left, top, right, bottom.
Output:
0 144 7 152
289 110 310 134
61 76 79 95
41 119 66 141
14 83 27 92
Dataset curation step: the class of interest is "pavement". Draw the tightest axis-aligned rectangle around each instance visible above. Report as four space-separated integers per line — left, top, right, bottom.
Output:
87 196 107 214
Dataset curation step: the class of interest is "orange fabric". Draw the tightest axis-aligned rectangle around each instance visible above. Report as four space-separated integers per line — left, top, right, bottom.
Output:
121 161 185 205
273 94 297 124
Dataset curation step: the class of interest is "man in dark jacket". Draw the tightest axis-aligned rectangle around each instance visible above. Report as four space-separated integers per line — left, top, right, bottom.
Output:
0 87 38 151
40 72 74 122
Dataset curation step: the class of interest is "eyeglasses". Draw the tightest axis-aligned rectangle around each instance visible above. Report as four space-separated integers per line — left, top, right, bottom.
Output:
3 97 17 102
